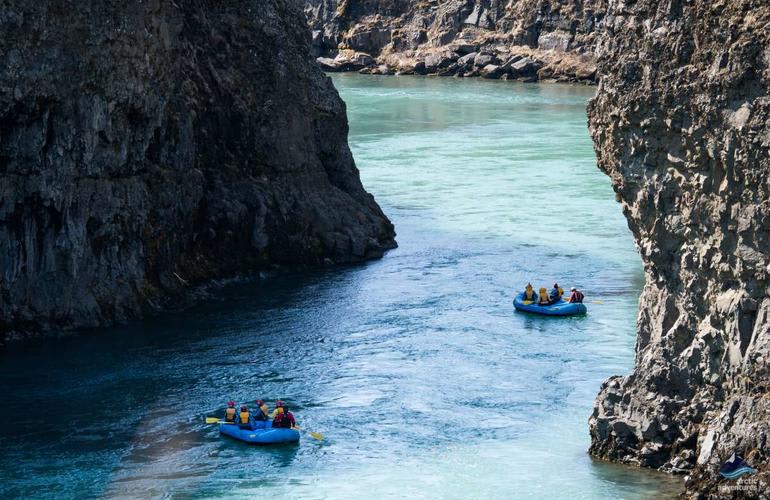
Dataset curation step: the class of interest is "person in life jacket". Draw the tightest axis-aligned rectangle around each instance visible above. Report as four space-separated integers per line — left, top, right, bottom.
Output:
238 405 252 428
270 400 285 419
568 287 585 303
523 283 537 301
254 399 270 421
272 405 296 429
549 282 564 303
538 287 550 305
224 400 237 423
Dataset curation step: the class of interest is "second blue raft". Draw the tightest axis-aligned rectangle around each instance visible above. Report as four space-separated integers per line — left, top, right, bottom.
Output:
513 292 587 316
219 420 300 445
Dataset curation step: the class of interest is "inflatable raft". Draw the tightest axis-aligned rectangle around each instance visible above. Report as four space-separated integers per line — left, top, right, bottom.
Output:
513 292 587 316
219 420 300 445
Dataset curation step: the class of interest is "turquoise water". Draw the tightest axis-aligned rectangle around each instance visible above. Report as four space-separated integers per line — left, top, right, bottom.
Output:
0 75 681 498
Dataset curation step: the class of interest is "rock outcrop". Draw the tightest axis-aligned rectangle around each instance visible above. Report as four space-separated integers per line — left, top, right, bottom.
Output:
0 0 396 343
305 0 604 83
588 0 770 496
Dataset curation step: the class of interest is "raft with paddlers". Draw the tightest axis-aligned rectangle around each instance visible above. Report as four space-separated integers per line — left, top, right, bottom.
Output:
219 419 300 445
206 399 324 444
513 291 587 316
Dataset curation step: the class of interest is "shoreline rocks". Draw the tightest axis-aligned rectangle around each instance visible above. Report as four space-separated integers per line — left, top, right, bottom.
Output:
0 0 396 345
588 0 770 496
305 0 603 84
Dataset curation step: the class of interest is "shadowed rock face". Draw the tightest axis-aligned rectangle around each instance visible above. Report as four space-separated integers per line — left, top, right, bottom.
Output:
589 0 769 495
0 0 396 342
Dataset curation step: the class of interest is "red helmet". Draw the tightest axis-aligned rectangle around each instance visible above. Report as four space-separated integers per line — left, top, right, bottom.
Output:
240 405 247 411
227 401 235 408
275 400 283 407
256 399 264 406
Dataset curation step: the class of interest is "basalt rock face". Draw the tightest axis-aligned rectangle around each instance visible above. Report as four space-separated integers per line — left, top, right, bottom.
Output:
305 0 604 83
0 0 396 342
588 0 770 496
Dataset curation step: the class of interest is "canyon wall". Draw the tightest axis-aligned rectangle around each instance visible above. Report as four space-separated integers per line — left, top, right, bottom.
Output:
305 0 605 83
0 0 396 343
588 0 769 496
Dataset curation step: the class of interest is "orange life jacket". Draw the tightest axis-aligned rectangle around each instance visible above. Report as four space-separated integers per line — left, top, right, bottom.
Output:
239 411 250 424
225 407 236 422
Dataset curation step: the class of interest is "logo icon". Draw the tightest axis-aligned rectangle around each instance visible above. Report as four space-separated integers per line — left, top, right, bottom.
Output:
719 452 756 480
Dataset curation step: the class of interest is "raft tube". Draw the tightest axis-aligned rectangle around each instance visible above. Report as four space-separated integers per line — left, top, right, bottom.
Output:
513 292 587 316
219 420 300 445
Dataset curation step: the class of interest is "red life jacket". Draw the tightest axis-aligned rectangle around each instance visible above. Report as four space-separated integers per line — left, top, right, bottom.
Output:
272 411 295 428
570 290 585 303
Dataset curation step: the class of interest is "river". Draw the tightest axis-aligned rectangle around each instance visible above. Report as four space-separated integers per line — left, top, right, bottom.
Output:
0 74 682 499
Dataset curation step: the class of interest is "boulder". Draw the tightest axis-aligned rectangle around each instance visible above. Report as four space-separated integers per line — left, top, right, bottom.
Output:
480 64 503 79
509 57 541 77
500 54 524 70
424 52 457 73
323 51 374 71
316 57 340 71
473 52 496 67
457 52 478 67
437 63 460 77
349 52 374 67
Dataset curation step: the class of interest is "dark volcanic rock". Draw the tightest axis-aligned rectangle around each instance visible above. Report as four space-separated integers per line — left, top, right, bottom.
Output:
0 0 396 342
589 0 770 496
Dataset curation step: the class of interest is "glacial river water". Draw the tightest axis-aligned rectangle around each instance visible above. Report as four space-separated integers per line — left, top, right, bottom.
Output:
0 75 682 499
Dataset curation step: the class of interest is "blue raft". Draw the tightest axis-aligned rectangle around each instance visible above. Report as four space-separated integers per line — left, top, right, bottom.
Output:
219 420 300 445
513 292 587 316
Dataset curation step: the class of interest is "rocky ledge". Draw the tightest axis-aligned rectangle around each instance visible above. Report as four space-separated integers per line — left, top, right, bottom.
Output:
588 0 769 497
305 0 604 84
0 0 396 344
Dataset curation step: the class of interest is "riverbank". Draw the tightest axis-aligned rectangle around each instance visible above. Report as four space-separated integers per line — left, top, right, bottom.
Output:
306 0 601 84
317 45 596 84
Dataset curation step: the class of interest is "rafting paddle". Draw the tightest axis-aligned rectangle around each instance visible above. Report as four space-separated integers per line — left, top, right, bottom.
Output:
294 426 324 441
206 417 235 424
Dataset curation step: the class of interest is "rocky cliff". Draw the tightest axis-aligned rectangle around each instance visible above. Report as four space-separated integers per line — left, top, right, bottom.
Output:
588 0 769 496
0 0 396 343
305 0 604 83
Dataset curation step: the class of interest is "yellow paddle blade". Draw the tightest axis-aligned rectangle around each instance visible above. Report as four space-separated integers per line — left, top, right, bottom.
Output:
592 300 604 304
308 431 324 441
294 426 324 441
205 417 221 424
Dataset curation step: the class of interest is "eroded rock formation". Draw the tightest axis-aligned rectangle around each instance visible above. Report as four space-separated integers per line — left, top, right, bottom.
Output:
588 0 770 496
0 0 396 342
305 0 604 83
